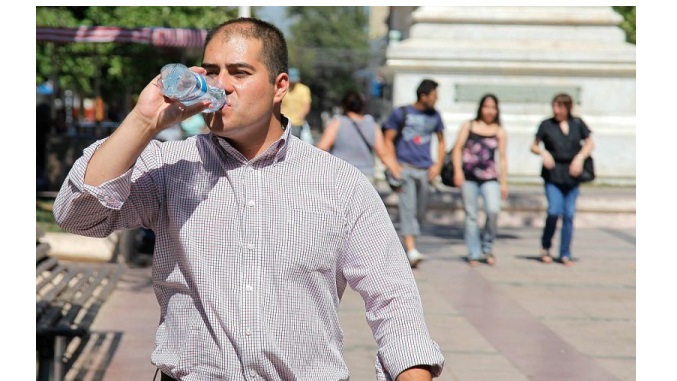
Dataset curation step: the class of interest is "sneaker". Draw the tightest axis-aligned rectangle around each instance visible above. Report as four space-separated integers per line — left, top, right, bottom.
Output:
407 249 425 268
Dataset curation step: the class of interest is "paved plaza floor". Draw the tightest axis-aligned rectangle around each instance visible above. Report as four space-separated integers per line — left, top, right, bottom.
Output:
58 223 635 381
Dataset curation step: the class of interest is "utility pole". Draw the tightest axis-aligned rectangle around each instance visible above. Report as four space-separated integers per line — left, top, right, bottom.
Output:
239 6 250 17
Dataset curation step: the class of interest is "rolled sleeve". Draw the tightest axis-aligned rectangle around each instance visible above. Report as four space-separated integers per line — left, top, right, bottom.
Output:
53 138 155 238
64 139 134 210
376 334 444 380
341 178 445 380
82 170 133 210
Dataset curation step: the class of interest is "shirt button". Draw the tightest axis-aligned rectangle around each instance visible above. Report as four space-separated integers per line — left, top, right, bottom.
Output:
247 200 255 207
250 369 257 376
247 243 255 250
245 285 253 292
246 329 252 336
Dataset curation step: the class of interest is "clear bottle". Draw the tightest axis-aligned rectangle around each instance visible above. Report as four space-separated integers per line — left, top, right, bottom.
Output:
159 63 227 113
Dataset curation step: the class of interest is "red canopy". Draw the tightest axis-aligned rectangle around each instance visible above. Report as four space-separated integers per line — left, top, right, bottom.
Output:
36 26 207 47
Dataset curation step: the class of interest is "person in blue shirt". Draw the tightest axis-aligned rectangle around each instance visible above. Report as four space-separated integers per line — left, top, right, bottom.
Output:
382 79 446 268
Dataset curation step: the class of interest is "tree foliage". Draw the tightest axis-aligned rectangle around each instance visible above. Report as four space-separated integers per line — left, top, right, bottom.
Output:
285 7 371 125
36 6 239 119
612 6 636 45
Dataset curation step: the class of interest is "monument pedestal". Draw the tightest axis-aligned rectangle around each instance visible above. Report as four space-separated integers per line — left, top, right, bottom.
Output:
384 6 636 185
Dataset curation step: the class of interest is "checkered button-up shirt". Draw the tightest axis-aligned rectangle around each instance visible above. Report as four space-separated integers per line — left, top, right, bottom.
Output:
53 125 445 380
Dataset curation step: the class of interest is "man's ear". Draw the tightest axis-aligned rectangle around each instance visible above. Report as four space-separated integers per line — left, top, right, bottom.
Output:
274 73 289 102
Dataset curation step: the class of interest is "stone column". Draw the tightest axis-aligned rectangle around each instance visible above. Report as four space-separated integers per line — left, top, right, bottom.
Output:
383 6 636 185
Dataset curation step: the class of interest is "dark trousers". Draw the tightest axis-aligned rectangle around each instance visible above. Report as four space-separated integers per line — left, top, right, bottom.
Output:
161 372 178 381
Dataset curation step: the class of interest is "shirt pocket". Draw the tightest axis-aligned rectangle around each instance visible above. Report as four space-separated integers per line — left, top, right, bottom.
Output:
277 208 344 276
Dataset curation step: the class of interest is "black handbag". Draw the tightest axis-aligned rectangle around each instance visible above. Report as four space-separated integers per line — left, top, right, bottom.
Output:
440 150 456 187
578 156 595 182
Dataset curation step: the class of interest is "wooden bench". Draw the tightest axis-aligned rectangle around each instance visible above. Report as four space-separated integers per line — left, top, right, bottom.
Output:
36 228 125 381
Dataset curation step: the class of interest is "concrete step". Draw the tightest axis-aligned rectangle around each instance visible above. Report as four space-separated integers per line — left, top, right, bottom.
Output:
376 181 636 229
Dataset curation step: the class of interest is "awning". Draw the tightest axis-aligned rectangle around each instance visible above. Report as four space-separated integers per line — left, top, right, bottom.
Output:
36 26 208 47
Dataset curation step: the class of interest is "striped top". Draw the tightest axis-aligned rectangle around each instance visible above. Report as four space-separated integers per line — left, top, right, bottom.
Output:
53 125 444 380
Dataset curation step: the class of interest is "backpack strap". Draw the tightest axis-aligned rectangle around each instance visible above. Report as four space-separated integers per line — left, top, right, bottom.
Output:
386 105 408 143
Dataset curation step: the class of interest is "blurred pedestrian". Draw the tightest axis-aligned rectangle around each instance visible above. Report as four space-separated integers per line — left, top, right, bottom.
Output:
316 90 387 182
530 93 595 266
53 17 444 380
381 79 446 268
451 94 508 267
281 67 312 143
180 113 208 137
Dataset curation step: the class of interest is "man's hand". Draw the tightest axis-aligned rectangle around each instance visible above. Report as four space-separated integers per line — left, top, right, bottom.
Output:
131 67 210 135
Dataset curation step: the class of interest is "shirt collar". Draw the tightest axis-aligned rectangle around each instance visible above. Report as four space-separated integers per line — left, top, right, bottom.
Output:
210 117 292 167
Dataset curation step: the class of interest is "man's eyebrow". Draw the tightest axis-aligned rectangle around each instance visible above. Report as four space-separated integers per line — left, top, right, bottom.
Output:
201 63 219 70
225 62 256 71
201 62 256 71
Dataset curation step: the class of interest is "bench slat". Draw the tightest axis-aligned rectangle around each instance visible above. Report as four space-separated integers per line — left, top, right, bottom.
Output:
36 256 59 278
56 267 109 330
37 261 125 337
36 242 51 263
36 230 126 381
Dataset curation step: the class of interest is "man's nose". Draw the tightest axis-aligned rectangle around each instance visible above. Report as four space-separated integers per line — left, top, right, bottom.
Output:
216 74 234 93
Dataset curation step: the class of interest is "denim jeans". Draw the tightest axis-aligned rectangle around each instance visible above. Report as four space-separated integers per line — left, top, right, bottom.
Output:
541 181 580 259
397 167 429 237
461 180 501 260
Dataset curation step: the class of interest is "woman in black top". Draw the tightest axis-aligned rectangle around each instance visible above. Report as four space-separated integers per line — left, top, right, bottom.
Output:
530 93 595 266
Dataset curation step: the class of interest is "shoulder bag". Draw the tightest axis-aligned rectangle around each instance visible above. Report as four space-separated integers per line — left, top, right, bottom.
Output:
574 118 595 183
440 150 456 187
441 122 472 187
578 156 595 182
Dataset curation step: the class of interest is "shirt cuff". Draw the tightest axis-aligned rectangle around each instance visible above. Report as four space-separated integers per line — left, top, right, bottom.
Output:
68 139 134 210
377 334 445 379
82 168 133 210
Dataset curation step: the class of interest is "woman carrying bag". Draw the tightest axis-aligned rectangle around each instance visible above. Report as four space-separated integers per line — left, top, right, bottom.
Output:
316 90 387 183
452 94 508 267
530 93 595 266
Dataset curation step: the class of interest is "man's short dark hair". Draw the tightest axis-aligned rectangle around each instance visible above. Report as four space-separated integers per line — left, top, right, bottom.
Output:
204 17 288 84
416 79 439 100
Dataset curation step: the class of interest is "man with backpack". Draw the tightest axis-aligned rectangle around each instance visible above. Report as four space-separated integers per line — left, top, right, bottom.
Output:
382 79 446 268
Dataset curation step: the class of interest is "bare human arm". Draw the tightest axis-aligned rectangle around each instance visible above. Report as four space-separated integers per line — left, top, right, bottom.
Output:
530 137 555 170
372 125 387 162
497 127 508 199
452 122 471 187
315 117 340 151
428 130 445 182
397 366 433 381
569 136 595 177
84 67 210 187
382 128 403 179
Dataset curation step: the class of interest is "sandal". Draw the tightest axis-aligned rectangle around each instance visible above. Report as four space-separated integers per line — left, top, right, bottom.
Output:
467 257 480 267
540 249 553 263
485 253 496 266
561 257 574 267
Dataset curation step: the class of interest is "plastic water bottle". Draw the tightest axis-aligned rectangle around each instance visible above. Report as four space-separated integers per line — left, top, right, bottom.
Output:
159 63 227 113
